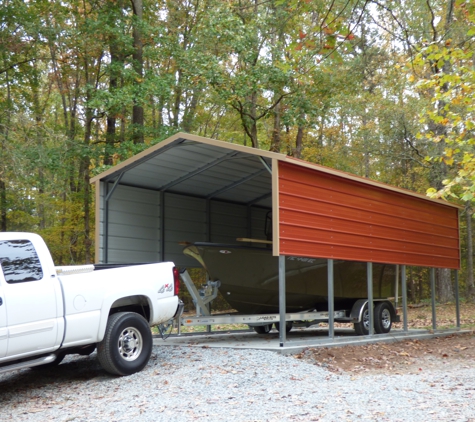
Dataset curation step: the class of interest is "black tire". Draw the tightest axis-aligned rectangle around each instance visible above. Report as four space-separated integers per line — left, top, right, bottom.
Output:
253 324 273 334
353 304 370 336
274 321 293 333
374 302 392 334
97 312 152 376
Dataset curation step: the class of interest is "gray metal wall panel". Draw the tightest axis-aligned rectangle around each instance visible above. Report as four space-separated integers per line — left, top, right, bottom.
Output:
107 185 161 263
210 202 248 243
163 193 207 267
98 185 272 267
250 207 269 240
106 249 159 263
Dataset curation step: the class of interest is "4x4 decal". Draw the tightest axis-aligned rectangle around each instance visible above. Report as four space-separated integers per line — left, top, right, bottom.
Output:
158 283 174 294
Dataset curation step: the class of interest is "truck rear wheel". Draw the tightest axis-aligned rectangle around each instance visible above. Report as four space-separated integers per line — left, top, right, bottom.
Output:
97 312 152 376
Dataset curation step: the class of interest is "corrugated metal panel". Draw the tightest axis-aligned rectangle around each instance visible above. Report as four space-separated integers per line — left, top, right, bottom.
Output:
251 207 269 240
278 161 460 269
164 193 207 266
106 185 161 263
210 202 248 243
163 194 271 266
98 138 273 207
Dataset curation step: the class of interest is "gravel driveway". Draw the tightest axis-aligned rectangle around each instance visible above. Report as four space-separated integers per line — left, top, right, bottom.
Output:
1 345 474 421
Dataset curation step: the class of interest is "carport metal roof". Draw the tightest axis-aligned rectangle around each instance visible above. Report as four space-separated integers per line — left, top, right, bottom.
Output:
91 133 281 209
91 132 461 269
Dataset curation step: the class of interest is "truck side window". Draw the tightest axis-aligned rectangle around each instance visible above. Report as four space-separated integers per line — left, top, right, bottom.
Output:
0 240 44 284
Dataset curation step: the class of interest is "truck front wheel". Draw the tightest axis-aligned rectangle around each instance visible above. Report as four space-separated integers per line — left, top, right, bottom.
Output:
97 312 152 376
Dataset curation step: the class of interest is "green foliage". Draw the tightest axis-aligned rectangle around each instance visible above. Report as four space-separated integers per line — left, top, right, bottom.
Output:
0 0 473 301
416 33 475 203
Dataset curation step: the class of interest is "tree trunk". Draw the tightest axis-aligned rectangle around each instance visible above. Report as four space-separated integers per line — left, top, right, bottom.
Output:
182 88 200 133
418 272 423 303
409 267 416 303
269 100 281 153
82 133 92 264
173 70 182 128
249 92 259 148
0 180 6 232
131 0 144 144
428 0 456 303
0 55 12 232
31 71 46 229
466 202 475 300
294 124 304 159
437 268 454 303
105 44 120 166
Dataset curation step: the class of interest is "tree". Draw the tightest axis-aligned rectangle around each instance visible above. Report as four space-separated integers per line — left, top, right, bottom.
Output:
414 2 475 301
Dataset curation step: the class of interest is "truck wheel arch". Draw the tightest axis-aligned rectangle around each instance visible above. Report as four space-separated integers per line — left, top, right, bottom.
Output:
97 295 153 342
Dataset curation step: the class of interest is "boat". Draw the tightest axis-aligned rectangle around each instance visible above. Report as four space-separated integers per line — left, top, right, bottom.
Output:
183 242 397 314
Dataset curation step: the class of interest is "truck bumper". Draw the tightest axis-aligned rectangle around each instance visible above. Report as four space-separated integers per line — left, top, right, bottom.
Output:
173 300 185 319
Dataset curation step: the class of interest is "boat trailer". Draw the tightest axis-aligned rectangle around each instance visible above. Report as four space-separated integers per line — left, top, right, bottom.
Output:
176 269 397 335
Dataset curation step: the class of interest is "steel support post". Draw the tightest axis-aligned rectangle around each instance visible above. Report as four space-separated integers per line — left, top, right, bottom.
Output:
430 268 437 330
455 270 460 329
104 173 125 263
395 265 400 309
160 191 165 262
279 255 286 347
367 262 374 336
206 199 211 242
104 182 109 263
327 259 335 339
401 265 408 332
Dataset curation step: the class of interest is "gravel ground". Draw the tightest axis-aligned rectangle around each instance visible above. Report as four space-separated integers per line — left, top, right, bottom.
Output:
1 345 475 422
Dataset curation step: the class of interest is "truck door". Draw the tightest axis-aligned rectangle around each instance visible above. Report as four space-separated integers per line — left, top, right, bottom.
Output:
0 239 60 359
0 280 6 358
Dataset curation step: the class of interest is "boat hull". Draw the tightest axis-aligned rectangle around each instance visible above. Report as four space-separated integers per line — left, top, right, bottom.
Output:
184 243 397 314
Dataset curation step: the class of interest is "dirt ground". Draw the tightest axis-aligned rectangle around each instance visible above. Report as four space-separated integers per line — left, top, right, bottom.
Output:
295 303 475 375
295 331 475 375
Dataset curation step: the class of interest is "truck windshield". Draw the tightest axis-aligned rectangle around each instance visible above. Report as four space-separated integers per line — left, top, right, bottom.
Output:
0 239 44 283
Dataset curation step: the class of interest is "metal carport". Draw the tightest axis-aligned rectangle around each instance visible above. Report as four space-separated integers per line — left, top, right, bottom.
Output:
91 132 461 346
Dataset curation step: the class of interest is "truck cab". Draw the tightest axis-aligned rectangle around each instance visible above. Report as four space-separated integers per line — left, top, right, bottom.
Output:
0 236 63 361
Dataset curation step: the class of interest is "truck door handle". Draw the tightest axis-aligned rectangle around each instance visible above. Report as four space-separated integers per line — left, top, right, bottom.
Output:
0 297 2 306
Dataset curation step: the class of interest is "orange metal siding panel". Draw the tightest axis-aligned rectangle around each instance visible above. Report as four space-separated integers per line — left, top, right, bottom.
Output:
278 161 460 269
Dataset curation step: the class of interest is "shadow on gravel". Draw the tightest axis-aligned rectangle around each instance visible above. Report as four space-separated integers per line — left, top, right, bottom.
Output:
0 353 114 398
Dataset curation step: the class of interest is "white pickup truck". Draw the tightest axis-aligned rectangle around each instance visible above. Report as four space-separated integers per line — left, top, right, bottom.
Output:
0 232 183 376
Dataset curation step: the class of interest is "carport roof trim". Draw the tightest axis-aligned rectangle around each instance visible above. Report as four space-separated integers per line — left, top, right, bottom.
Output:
91 131 461 210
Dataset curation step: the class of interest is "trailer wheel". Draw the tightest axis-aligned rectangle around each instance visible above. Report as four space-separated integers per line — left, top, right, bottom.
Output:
274 321 293 333
374 302 392 334
353 304 370 336
97 312 152 376
253 324 273 334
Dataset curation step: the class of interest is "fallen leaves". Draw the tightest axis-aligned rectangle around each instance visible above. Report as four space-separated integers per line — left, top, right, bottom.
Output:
295 332 475 375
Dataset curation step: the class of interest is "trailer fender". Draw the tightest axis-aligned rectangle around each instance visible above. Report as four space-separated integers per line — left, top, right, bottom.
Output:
350 299 369 323
350 299 398 323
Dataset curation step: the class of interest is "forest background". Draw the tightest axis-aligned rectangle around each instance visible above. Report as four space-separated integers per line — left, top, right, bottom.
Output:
1 0 475 304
